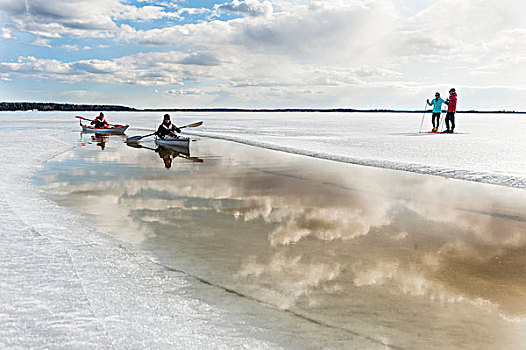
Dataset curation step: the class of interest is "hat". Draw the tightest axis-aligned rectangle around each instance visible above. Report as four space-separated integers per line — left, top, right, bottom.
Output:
163 114 170 120
99 112 104 117
449 88 455 93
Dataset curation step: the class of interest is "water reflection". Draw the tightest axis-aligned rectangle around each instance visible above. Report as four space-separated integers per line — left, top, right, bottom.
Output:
125 142 202 169
79 132 125 150
35 136 526 349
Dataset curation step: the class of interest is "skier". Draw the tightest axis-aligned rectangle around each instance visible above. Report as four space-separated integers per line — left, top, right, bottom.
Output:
443 88 458 133
427 92 445 132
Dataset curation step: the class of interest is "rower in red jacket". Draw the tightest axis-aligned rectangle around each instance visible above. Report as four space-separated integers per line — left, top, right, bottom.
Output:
91 112 109 128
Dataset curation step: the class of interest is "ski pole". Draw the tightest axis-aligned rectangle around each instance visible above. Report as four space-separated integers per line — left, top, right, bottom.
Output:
419 101 427 133
439 109 445 132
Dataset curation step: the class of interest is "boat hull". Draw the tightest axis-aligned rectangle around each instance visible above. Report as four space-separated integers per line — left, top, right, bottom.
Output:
155 136 190 149
81 124 129 134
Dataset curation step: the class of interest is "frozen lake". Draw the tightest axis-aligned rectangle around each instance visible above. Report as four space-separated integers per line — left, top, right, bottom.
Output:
1 111 526 349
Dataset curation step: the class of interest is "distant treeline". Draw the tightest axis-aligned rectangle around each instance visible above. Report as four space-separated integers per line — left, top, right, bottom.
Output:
141 108 526 114
0 102 136 112
1 102 524 114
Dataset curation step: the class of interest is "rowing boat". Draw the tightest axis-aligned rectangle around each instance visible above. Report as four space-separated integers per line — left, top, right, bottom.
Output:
81 123 129 134
155 135 190 148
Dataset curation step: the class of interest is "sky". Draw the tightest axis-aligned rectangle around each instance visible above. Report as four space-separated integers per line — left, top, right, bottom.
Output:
0 0 525 110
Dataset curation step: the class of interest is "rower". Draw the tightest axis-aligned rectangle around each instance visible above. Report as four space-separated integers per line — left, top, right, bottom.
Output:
155 114 181 139
91 112 109 128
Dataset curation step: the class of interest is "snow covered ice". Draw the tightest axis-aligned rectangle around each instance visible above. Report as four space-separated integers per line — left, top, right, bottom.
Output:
174 111 526 189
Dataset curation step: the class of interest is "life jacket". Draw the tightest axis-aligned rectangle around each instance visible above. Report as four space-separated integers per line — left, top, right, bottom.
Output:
92 117 109 128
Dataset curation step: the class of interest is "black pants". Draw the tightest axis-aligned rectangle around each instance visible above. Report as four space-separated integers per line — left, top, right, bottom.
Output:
445 112 455 131
432 112 441 128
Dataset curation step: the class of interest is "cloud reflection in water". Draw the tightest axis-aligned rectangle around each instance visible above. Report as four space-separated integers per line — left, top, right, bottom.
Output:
36 137 526 347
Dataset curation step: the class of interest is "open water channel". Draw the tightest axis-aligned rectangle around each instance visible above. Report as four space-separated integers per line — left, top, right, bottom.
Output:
33 131 526 349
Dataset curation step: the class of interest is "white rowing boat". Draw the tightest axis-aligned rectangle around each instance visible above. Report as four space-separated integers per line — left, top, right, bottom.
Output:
81 123 129 134
155 135 190 148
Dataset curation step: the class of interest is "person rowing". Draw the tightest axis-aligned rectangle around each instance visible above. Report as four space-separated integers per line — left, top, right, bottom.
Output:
155 114 181 139
90 112 109 128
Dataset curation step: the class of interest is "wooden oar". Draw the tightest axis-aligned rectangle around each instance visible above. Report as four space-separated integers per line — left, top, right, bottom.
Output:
180 121 203 129
126 132 156 143
75 115 95 122
126 121 203 143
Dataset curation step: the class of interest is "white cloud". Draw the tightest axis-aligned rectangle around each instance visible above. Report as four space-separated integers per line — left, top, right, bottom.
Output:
215 0 273 17
165 88 203 96
0 0 119 38
1 27 15 39
112 4 181 21
62 44 80 51
31 37 52 47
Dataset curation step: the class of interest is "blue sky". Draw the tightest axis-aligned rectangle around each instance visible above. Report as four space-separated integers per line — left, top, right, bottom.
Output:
0 0 525 110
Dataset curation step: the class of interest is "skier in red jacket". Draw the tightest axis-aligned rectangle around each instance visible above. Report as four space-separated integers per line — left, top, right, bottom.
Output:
443 88 457 133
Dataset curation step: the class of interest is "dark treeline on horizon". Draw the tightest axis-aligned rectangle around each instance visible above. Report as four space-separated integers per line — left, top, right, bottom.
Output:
0 102 524 114
0 102 136 112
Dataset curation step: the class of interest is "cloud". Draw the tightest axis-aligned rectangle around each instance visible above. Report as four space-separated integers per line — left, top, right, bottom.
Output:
30 37 52 47
1 27 15 39
112 4 181 21
215 0 273 17
119 0 398 64
62 44 80 51
178 52 221 66
0 0 182 39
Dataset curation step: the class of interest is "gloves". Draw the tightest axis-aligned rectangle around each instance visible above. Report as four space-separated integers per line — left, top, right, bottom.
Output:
175 127 181 133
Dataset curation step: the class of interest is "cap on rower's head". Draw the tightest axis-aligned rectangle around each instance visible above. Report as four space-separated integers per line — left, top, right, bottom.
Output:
435 92 440 96
449 88 455 93
164 114 170 120
99 112 104 117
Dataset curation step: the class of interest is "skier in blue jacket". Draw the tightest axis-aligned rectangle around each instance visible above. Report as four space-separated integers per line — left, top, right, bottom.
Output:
427 92 445 132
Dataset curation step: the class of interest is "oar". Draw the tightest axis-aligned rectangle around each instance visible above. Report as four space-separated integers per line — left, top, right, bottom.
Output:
75 115 95 122
126 132 156 143
180 121 203 129
126 121 203 143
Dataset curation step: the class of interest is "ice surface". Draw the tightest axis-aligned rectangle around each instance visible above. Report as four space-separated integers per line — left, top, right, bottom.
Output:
125 111 526 189
1 111 525 349
0 118 279 349
29 110 523 189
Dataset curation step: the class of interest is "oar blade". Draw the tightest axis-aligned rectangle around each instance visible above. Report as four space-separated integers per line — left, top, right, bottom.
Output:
185 121 203 128
126 135 144 143
125 141 143 148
